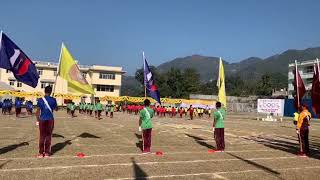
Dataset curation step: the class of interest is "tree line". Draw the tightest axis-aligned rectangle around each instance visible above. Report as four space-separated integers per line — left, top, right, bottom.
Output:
122 66 288 98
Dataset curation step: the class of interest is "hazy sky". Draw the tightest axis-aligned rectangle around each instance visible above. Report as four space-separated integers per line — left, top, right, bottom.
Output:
1 0 319 74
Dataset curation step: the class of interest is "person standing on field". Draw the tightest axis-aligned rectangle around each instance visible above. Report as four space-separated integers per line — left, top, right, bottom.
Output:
96 100 103 120
36 86 58 158
139 99 154 153
213 102 226 152
297 104 311 157
110 104 114 118
188 105 194 120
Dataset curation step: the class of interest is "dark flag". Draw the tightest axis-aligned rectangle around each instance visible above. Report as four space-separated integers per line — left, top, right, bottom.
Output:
0 32 39 88
143 52 161 104
311 63 320 118
292 61 306 109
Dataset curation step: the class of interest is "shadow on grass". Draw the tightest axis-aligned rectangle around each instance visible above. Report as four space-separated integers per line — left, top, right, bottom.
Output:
0 142 29 155
242 135 320 160
227 152 282 179
51 132 100 154
185 134 215 149
77 132 101 139
51 140 72 155
52 133 65 138
135 133 142 139
135 133 143 151
0 160 12 169
131 157 148 180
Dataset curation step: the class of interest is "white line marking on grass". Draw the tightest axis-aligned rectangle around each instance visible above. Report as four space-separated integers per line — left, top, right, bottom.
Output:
0 156 298 172
213 173 230 180
104 166 320 180
0 149 278 161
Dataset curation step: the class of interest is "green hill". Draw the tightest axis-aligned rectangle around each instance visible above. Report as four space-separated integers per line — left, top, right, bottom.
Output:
157 47 320 81
121 47 320 96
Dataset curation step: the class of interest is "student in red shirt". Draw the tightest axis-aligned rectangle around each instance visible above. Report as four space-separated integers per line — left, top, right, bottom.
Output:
162 106 166 117
188 105 194 120
179 107 184 118
172 107 176 117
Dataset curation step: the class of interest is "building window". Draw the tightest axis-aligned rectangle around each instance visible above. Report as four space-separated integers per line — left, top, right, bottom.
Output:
6 69 10 73
41 82 46 89
41 82 54 88
53 70 57 76
38 69 43 75
82 72 87 79
305 66 314 74
99 73 115 80
9 80 15 86
306 78 313 84
17 82 22 87
96 85 114 92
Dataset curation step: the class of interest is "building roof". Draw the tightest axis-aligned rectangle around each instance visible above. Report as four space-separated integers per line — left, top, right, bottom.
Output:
0 81 15 91
34 61 125 73
288 59 319 67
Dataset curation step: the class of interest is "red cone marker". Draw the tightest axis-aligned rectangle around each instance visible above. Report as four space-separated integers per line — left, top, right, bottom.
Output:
76 152 85 158
155 151 163 156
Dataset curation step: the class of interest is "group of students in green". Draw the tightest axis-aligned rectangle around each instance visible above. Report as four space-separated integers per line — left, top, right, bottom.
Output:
66 100 115 119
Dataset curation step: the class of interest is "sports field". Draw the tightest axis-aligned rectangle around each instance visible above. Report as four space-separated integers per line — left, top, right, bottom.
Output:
0 111 320 180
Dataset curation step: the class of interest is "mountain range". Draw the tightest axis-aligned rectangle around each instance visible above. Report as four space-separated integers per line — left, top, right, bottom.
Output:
157 47 320 81
121 47 320 95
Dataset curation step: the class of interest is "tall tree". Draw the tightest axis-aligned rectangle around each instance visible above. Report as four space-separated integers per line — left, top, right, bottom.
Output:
182 68 201 98
166 68 184 98
256 74 273 96
200 80 218 95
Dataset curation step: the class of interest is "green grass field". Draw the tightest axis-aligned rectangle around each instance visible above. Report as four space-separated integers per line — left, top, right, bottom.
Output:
0 111 320 180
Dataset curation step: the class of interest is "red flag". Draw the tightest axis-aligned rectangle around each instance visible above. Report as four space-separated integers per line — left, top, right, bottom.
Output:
292 62 306 109
311 63 320 118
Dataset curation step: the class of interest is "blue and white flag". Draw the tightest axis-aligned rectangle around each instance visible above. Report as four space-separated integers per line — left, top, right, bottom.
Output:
143 52 161 104
0 32 39 88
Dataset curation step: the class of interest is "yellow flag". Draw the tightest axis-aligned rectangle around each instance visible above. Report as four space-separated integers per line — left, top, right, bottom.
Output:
217 57 226 107
58 43 94 95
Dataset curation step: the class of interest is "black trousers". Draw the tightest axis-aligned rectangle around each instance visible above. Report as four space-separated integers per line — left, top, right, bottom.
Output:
214 128 225 150
299 128 309 154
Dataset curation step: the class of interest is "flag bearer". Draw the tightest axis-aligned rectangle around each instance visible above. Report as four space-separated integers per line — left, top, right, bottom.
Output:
213 102 226 152
139 99 154 153
297 104 312 157
36 86 58 158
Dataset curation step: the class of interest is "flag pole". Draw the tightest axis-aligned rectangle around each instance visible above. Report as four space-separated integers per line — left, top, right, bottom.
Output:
317 58 320 81
143 51 146 98
217 57 222 100
53 43 63 106
53 43 63 95
0 30 3 44
295 60 300 108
